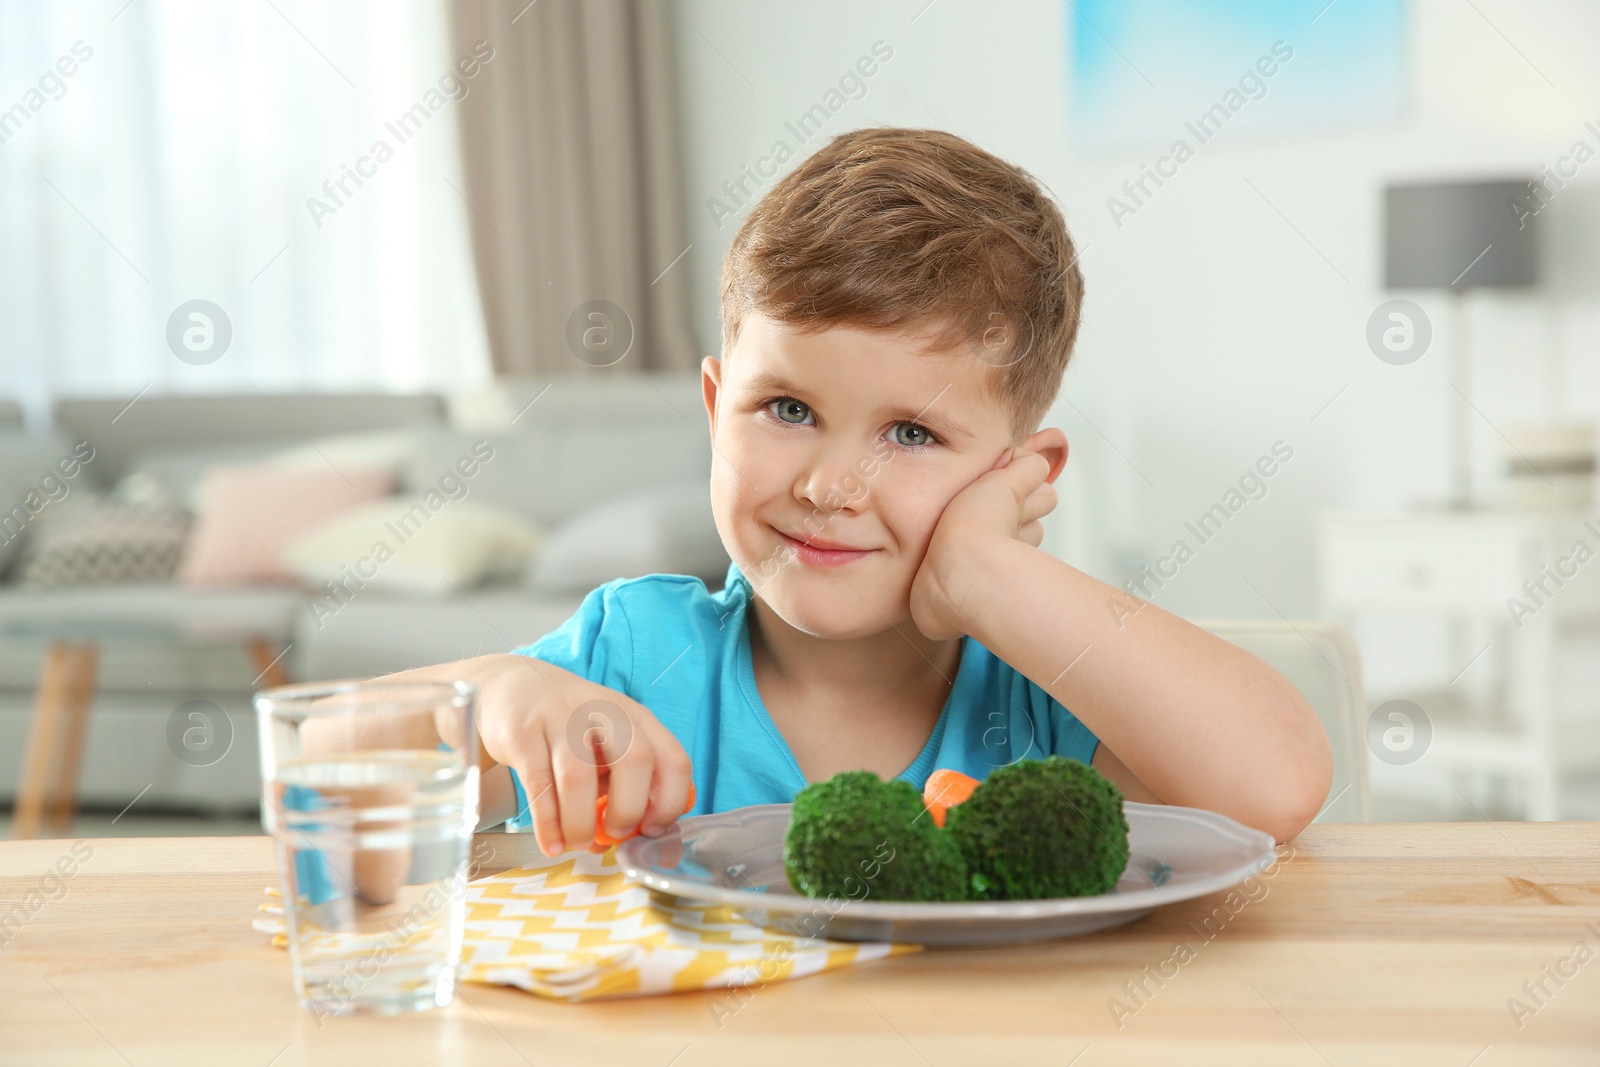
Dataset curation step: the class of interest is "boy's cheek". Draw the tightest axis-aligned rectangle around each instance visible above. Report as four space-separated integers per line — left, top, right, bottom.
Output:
714 430 788 492
877 486 953 560
943 467 984 503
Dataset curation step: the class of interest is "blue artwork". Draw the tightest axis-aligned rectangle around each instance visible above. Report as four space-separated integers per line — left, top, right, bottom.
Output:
1069 0 1407 152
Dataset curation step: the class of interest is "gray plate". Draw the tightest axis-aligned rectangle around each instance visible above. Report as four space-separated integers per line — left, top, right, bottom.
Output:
617 800 1278 947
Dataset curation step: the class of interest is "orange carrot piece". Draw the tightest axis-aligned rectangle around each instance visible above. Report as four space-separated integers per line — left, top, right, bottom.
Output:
594 780 697 848
923 768 981 829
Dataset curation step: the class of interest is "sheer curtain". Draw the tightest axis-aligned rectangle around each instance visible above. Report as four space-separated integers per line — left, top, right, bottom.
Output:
0 0 490 425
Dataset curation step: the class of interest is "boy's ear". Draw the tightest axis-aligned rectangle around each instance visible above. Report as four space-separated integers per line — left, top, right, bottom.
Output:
701 356 721 439
1023 426 1068 484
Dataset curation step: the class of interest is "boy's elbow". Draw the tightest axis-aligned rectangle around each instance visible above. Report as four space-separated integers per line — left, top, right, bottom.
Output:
1218 678 1334 843
1260 695 1336 843
1260 760 1332 844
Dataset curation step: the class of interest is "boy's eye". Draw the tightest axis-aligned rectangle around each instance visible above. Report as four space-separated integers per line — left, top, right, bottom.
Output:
767 397 813 425
890 422 935 448
761 399 936 447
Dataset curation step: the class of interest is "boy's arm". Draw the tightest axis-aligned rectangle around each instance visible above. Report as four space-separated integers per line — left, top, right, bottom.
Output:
312 651 695 852
357 654 540 830
283 657 527 905
298 654 532 832
958 538 1332 842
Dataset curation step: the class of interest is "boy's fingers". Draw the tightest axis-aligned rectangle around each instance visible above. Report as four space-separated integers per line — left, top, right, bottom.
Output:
348 780 414 905
431 698 468 753
993 445 1029 472
996 448 1050 496
577 695 649 841
511 734 565 858
1019 519 1044 548
549 720 600 851
598 727 654 839
1022 482 1057 524
640 727 696 833
1021 449 1051 482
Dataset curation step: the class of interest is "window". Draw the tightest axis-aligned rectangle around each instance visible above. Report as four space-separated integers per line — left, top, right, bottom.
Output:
0 0 490 423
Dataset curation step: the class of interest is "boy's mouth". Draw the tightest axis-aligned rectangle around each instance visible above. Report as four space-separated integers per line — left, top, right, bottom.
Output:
773 527 876 566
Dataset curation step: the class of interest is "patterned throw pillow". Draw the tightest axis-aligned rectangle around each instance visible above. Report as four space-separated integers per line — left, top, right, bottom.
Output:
14 496 192 586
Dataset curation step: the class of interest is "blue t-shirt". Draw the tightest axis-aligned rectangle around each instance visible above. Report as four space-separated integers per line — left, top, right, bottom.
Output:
500 561 1099 830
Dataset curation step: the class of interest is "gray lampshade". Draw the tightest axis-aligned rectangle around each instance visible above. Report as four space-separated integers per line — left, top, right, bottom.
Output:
1384 179 1540 289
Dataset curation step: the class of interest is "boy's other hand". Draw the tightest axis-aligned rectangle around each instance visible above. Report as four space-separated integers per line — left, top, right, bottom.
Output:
908 445 1057 641
475 657 696 859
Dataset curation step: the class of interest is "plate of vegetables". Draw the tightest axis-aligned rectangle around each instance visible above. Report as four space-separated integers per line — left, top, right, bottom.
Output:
617 755 1279 946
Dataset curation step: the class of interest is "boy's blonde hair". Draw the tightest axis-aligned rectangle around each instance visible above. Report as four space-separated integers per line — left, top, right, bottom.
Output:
718 127 1085 442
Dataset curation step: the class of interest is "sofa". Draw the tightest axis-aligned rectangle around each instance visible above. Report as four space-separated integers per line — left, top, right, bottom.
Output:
0 374 719 816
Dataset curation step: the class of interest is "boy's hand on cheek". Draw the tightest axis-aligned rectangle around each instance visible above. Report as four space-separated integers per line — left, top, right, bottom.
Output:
908 446 1057 641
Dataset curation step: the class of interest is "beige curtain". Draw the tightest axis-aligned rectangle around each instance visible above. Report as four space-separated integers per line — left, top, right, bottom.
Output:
447 0 700 376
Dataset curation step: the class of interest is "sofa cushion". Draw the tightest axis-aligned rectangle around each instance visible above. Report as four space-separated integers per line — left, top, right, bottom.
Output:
529 479 726 593
0 583 303 689
53 392 445 486
291 583 586 681
406 375 711 525
0 582 304 636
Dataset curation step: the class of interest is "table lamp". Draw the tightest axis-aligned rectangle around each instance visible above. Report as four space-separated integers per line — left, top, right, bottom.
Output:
1383 179 1540 509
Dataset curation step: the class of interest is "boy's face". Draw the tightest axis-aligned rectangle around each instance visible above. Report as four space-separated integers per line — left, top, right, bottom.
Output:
701 311 1058 639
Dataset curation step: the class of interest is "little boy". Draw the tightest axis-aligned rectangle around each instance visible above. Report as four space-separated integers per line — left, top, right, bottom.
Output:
373 127 1332 858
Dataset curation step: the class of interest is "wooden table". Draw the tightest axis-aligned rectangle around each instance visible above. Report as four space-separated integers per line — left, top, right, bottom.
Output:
2 823 1597 1065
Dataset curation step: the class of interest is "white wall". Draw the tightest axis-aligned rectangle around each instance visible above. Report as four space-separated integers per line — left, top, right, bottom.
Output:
670 0 1600 628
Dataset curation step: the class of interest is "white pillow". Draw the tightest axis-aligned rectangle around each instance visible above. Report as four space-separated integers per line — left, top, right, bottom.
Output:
530 480 728 593
281 495 543 597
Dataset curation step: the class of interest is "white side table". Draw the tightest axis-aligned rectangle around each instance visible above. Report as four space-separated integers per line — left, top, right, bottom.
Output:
1316 508 1600 820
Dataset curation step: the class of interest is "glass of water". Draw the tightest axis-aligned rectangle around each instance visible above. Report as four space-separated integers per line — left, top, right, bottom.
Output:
255 680 479 1019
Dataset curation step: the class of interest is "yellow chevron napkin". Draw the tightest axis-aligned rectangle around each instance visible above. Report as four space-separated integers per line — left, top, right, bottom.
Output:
255 844 920 1001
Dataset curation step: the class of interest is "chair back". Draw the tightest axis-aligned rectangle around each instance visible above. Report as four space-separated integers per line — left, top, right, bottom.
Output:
1192 618 1371 822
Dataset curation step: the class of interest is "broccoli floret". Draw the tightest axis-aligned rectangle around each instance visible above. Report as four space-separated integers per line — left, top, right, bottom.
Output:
784 770 968 902
944 755 1129 900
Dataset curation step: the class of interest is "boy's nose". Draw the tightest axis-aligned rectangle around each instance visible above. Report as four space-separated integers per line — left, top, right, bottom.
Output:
793 440 868 512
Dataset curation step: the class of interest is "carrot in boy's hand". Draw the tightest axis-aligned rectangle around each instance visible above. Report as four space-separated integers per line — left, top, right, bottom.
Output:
922 768 981 828
592 780 697 849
